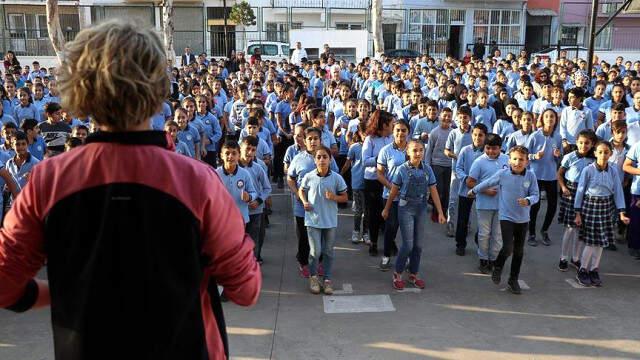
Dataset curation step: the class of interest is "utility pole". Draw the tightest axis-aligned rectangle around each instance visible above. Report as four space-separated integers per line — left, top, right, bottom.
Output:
586 0 599 80
223 0 229 58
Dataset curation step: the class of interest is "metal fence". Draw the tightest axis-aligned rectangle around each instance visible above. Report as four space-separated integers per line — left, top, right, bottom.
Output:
0 29 79 57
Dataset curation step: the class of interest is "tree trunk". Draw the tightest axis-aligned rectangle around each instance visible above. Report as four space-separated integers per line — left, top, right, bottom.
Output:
371 0 384 59
46 0 65 64
162 0 176 67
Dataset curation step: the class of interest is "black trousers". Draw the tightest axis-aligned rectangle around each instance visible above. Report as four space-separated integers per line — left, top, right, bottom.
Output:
295 216 310 266
495 221 528 280
274 137 293 180
203 151 217 168
455 196 475 249
364 179 384 249
529 180 558 235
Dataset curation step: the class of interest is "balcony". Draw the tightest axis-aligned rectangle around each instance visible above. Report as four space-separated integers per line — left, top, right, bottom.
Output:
271 0 371 8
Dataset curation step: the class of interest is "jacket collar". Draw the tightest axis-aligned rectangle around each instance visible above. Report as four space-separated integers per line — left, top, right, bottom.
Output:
85 130 169 148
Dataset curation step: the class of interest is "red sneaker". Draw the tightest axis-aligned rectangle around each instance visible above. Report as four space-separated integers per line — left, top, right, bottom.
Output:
299 264 310 278
318 263 324 277
408 274 425 289
393 273 405 290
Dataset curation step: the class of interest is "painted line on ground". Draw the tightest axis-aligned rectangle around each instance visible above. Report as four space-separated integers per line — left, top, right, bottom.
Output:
332 283 354 295
323 295 395 314
565 278 595 289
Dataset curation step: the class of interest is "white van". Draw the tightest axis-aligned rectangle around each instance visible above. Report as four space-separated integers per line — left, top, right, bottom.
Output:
245 41 290 62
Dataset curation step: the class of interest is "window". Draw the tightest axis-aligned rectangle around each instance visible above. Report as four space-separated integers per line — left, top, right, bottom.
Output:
330 47 356 63
265 22 288 42
601 3 619 14
335 23 363 30
281 45 290 55
473 10 521 44
408 9 460 58
560 26 581 45
595 25 612 50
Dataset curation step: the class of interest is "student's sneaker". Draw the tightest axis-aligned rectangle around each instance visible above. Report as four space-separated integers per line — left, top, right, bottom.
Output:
363 233 371 245
455 247 465 256
576 269 592 287
309 276 321 294
299 264 310 278
507 278 522 295
408 274 426 289
369 244 378 256
570 259 581 271
379 256 392 271
605 243 617 251
446 223 455 237
392 272 405 290
589 269 602 287
491 266 502 285
558 259 569 272
323 280 334 295
478 260 491 274
527 235 538 247
541 232 551 246
351 230 361 244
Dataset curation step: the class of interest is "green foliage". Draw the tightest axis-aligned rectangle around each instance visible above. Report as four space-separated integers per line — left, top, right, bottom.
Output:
229 1 256 26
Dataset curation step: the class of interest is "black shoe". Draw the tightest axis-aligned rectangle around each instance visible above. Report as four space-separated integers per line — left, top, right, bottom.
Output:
589 269 602 287
277 178 284 189
491 266 502 285
220 291 228 302
256 257 264 265
455 247 465 256
558 259 569 272
570 259 581 270
541 232 551 246
507 278 522 294
576 269 592 287
478 260 490 274
391 245 399 257
606 243 617 251
527 235 538 247
369 245 378 257
629 248 640 257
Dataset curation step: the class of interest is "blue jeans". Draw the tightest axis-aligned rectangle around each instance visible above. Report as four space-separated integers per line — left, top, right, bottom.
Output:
307 227 337 279
396 200 427 274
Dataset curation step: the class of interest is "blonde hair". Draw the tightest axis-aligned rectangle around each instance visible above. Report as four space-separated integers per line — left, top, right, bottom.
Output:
57 19 169 131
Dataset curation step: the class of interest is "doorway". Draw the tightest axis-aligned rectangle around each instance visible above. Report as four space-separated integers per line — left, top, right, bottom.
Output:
448 25 463 59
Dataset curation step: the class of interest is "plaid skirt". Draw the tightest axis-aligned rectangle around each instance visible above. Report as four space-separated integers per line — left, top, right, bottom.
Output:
558 181 578 227
579 194 616 247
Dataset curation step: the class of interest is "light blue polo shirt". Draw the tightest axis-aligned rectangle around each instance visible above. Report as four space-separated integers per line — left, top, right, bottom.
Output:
492 119 515 141
526 129 562 181
469 153 509 209
177 123 200 158
347 142 364 190
28 136 45 160
583 96 604 124
195 111 222 151
6 153 39 191
411 116 439 141
150 102 172 130
377 142 407 200
13 103 41 123
241 160 272 215
627 142 640 195
288 151 339 217
472 105 497 129
445 127 472 169
301 170 348 229
625 106 640 124
560 106 594 144
455 144 485 197
561 151 595 183
215 165 257 224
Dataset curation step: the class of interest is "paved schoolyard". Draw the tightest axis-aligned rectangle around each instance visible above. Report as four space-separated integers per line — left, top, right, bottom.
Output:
2 186 640 359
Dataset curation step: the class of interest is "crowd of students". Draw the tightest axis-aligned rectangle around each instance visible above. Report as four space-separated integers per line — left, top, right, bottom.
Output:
4 48 640 296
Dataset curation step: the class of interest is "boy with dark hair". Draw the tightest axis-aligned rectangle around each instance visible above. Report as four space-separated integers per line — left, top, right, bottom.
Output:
216 140 257 225
19 118 45 160
38 102 71 157
6 131 39 192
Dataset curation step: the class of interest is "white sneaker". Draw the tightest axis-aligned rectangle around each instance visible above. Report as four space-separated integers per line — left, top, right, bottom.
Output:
351 230 360 244
363 233 371 245
379 256 392 271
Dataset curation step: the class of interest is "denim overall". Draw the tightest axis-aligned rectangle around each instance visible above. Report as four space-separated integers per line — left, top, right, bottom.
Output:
396 164 430 274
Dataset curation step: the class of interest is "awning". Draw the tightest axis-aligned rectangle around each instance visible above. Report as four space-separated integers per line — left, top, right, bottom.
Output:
527 9 558 17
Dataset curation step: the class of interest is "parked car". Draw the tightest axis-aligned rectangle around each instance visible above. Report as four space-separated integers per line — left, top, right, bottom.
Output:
383 49 422 62
245 41 290 62
531 46 589 63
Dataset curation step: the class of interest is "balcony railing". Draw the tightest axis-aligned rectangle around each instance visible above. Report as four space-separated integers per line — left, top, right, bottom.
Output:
272 0 371 8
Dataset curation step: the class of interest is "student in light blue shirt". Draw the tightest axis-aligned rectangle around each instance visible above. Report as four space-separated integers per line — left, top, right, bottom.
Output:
467 133 509 271
597 84 628 124
243 117 272 165
560 88 593 148
299 145 348 295
195 95 222 166
164 120 191 157
239 136 272 263
625 91 640 124
472 90 497 129
150 101 172 130
623 140 640 257
411 99 439 142
5 131 39 193
284 123 306 173
557 129 597 271
596 103 626 141
382 140 444 290
516 83 536 112
470 145 539 294
377 120 410 269
342 128 367 244
583 80 606 125
19 118 45 161
0 101 16 127
444 106 472 235
335 99 358 160
454 123 488 255
504 110 535 152
174 107 200 159
574 141 630 287
526 109 563 246
13 87 41 123
216 140 257 225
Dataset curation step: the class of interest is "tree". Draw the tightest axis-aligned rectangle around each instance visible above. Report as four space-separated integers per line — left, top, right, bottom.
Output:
371 0 384 59
162 0 176 67
46 0 65 64
229 1 256 53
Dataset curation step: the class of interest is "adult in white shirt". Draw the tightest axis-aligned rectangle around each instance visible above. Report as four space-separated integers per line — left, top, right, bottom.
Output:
290 42 308 66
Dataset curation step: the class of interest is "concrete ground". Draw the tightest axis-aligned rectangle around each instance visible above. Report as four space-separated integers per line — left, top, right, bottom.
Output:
1 186 640 360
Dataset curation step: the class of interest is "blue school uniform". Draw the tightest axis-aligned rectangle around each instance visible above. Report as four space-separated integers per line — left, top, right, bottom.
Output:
284 143 302 169
472 105 497 129
455 144 485 197
472 167 540 223
445 127 472 169
241 160 272 215
195 112 222 151
150 102 172 130
275 100 292 136
255 137 272 161
492 119 515 141
561 151 595 184
347 142 364 191
532 98 551 115
526 129 563 181
329 98 345 121
362 135 393 180
300 170 348 228
517 97 536 112
574 163 626 211
177 124 200 158
215 165 257 224
560 106 594 144
13 103 41 123
6 153 39 191
28 136 46 160
598 100 617 122
625 106 640 124
595 122 612 141
377 142 407 200
411 117 439 141
288 151 339 217
469 153 510 209
504 130 534 152
174 139 191 156
335 115 353 155
627 142 640 196
583 96 604 124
